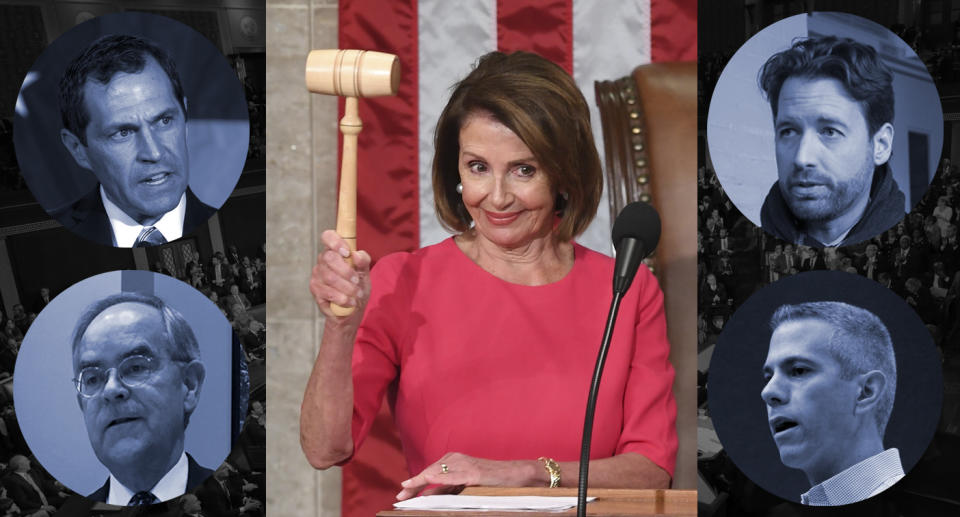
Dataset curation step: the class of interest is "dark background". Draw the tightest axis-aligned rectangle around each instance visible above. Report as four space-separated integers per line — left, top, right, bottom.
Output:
0 1 266 516
699 1 960 516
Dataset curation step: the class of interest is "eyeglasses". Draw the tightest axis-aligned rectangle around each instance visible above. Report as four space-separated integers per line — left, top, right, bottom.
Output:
74 354 183 398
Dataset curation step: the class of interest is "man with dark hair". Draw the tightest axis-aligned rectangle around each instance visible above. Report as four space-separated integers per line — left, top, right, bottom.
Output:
758 36 905 247
56 34 215 247
31 287 51 315
72 292 213 504
761 301 902 505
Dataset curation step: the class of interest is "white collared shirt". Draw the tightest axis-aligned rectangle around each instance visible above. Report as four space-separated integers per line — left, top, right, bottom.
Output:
101 186 186 247
801 448 904 506
106 451 189 506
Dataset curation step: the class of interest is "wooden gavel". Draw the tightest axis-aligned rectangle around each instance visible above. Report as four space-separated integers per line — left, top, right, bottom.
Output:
305 49 400 315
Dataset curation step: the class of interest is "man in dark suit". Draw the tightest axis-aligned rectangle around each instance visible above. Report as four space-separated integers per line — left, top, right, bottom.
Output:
196 466 262 517
891 235 927 287
797 246 826 271
226 245 242 267
31 288 51 315
1 455 61 516
72 292 213 505
55 34 215 247
226 284 252 313
855 243 886 280
207 256 233 297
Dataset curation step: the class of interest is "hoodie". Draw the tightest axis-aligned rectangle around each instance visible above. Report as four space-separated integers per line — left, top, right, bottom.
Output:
760 163 906 247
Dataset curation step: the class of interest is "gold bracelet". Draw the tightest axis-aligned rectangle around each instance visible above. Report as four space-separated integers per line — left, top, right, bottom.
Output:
538 457 561 488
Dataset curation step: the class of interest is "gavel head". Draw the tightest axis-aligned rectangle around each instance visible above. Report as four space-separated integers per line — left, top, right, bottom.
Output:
305 49 400 98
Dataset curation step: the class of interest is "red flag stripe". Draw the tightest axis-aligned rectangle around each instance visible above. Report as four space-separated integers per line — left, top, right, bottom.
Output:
338 2 419 516
650 0 697 62
338 0 420 262
497 0 574 75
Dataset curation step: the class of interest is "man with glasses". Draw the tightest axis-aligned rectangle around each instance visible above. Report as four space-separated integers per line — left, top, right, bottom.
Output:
71 292 212 505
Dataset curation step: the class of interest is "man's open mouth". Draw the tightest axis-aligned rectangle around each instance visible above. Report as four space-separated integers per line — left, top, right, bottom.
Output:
770 417 798 434
141 172 171 185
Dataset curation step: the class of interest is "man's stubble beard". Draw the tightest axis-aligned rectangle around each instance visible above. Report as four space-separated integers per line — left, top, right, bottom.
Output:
781 149 875 225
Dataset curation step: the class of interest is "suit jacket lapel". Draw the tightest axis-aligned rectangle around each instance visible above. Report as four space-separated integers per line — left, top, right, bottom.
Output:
67 188 114 246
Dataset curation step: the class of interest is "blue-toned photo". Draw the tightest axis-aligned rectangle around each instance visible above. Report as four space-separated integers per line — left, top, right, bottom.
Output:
13 270 240 505
12 12 249 248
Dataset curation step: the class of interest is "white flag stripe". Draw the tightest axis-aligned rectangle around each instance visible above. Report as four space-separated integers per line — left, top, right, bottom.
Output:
418 0 497 248
573 0 652 255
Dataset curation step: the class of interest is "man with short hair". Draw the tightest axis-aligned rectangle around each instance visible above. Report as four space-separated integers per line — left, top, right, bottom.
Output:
207 255 232 297
1 455 60 516
72 292 212 504
197 465 262 516
56 34 215 247
758 36 905 247
855 243 884 280
178 493 205 517
761 301 902 505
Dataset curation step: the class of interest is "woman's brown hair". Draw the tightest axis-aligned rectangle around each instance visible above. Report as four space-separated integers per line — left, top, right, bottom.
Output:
432 51 603 242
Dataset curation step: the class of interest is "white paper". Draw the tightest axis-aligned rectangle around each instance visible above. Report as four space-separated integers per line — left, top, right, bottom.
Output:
393 495 596 511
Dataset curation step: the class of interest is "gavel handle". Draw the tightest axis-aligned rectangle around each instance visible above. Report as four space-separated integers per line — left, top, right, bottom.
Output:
332 97 362 316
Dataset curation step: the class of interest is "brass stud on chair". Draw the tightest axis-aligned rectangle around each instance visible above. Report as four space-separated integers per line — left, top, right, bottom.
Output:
635 159 646 168
633 143 644 151
640 194 650 202
629 112 639 119
631 127 641 135
637 175 648 185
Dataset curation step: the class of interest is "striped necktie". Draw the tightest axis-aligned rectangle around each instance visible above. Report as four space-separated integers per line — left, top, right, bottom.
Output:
134 226 167 247
128 491 159 506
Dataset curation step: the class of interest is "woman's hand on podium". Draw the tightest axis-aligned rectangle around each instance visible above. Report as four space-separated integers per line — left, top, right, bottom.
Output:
395 452 544 501
310 229 372 323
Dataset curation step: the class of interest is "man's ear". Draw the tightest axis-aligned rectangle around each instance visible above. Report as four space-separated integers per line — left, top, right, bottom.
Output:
182 360 205 416
854 370 887 414
871 122 895 166
60 128 92 170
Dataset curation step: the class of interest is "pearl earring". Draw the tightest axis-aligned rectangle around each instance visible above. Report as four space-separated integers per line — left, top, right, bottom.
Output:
456 183 463 194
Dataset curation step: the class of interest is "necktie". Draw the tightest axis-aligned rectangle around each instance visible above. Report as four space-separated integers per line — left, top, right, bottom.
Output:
128 491 159 506
134 226 167 247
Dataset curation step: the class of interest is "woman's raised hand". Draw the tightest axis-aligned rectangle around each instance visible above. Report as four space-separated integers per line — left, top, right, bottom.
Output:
310 229 372 323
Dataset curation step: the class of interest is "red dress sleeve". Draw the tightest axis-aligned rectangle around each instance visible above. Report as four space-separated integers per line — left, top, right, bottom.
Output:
616 268 678 477
342 253 408 460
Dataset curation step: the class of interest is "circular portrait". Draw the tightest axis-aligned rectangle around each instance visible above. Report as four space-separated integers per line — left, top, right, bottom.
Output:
13 12 249 248
707 12 942 248
707 271 941 506
13 270 246 506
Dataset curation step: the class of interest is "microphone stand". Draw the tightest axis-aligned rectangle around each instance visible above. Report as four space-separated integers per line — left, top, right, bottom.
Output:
576 289 625 517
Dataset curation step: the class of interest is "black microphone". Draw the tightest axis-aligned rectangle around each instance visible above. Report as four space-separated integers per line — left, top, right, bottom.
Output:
612 202 661 294
577 202 662 517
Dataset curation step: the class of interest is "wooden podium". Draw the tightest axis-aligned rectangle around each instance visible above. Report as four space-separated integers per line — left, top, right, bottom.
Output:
377 487 697 516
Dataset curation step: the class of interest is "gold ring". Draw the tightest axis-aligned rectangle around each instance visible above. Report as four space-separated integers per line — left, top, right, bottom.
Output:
440 463 449 474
